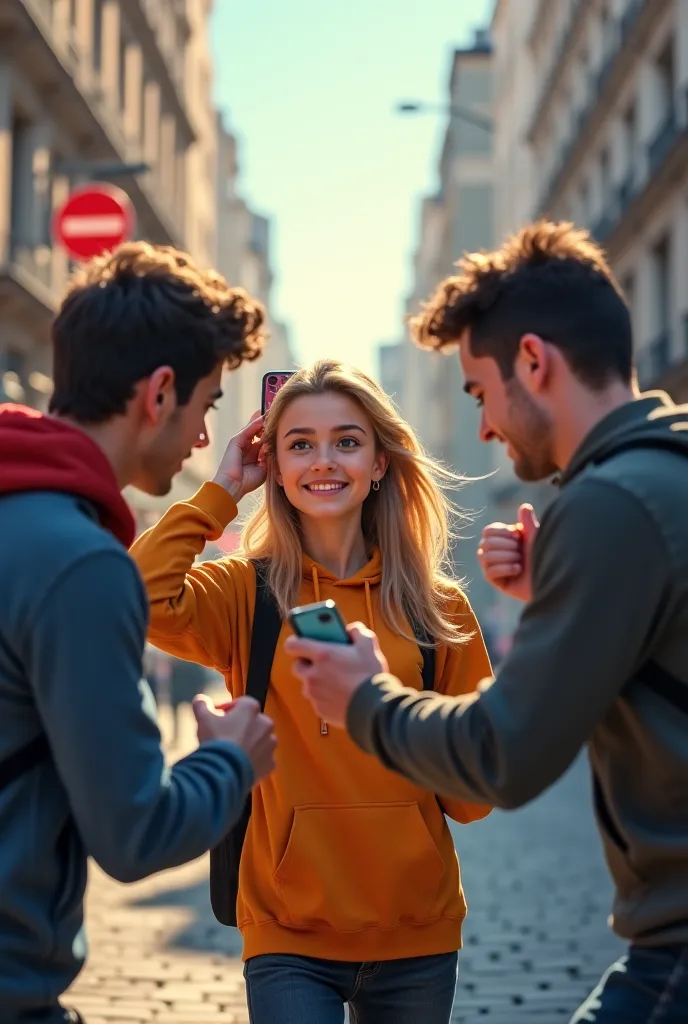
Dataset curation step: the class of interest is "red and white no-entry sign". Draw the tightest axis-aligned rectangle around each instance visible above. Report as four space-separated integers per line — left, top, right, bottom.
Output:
52 183 135 262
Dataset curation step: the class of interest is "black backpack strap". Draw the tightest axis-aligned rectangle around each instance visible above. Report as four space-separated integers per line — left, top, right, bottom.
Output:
0 733 50 790
245 559 283 710
420 642 436 691
209 558 283 928
409 614 435 691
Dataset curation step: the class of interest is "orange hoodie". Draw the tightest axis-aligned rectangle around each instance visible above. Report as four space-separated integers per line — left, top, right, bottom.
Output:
131 482 492 961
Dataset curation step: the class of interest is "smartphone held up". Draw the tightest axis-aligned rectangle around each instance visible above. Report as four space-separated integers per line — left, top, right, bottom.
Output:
288 600 352 645
261 371 295 415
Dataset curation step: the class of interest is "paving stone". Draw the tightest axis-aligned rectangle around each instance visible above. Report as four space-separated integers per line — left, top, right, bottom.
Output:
448 754 623 1020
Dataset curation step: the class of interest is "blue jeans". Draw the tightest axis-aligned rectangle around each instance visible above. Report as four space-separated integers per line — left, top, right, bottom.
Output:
243 951 458 1023
571 945 688 1023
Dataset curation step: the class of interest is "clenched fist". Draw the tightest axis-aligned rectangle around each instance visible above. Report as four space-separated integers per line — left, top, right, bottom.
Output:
477 503 539 604
192 694 277 784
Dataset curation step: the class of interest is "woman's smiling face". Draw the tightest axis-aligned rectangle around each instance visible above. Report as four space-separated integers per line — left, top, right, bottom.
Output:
273 391 387 521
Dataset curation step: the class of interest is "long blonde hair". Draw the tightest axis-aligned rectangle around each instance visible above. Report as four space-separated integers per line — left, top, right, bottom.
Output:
239 360 471 645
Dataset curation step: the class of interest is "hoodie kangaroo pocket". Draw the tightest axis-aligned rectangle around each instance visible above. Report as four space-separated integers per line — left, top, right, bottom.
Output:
274 802 446 931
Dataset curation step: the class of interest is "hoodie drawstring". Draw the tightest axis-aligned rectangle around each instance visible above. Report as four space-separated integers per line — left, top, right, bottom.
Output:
311 567 328 736
309 568 376 738
364 579 374 631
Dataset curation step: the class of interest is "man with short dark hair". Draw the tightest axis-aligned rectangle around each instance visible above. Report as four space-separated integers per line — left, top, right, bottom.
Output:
287 222 688 1022
0 242 277 1024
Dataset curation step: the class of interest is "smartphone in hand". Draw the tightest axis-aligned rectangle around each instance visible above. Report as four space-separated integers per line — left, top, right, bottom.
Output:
261 371 295 415
288 600 352 644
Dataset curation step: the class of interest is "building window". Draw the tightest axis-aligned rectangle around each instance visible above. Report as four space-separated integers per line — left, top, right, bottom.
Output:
622 272 635 330
598 2 613 61
655 39 675 116
457 67 491 106
648 39 677 175
118 30 128 112
621 102 637 180
93 0 104 74
453 185 494 254
578 178 589 225
651 236 671 334
577 46 589 105
455 119 492 157
599 147 611 208
10 117 27 244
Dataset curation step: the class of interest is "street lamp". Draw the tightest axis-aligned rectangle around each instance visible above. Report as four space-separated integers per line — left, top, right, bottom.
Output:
396 100 493 133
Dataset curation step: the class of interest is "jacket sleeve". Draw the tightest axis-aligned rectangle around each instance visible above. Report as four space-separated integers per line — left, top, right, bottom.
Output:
26 549 254 883
346 480 670 809
433 593 493 824
130 482 253 673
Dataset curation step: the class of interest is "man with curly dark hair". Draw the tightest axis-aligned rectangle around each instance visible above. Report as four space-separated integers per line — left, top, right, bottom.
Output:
49 241 265 495
0 243 276 1024
288 222 688 1023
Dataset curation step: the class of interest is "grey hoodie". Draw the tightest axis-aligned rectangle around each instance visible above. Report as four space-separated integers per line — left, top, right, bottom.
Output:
348 393 688 946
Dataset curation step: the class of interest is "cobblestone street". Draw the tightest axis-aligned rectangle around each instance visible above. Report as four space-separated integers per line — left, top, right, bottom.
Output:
448 757 623 1022
66 703 623 1023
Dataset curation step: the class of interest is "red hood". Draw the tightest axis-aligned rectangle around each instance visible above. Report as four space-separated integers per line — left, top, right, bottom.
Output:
0 404 136 548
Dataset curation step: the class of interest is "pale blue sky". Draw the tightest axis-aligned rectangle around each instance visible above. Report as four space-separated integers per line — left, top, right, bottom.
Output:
211 0 494 377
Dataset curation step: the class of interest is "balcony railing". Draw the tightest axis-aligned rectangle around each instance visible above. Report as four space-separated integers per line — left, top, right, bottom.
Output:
3 232 66 311
133 0 193 134
531 0 641 144
19 0 184 245
536 0 648 211
528 0 587 139
23 0 81 74
636 329 671 389
590 95 686 246
21 1 134 165
11 244 53 292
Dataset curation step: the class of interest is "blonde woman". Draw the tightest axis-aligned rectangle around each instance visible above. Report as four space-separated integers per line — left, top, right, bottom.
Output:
131 360 492 1024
